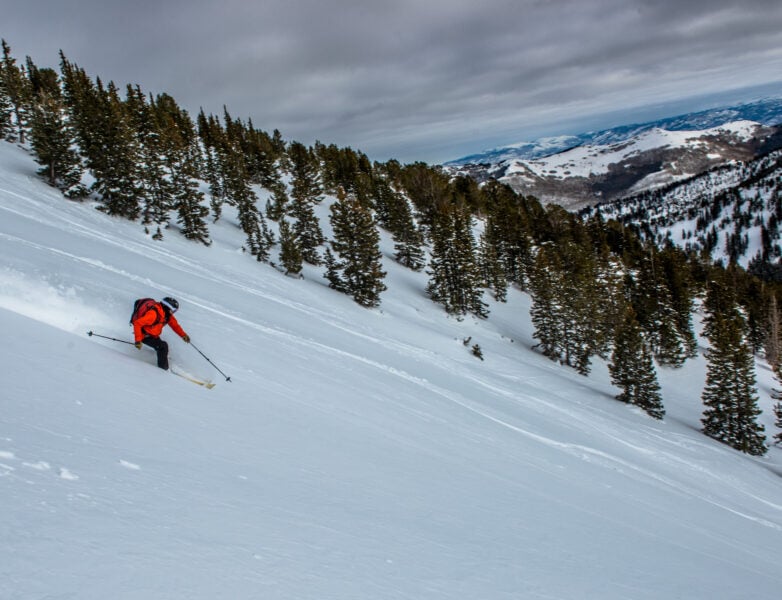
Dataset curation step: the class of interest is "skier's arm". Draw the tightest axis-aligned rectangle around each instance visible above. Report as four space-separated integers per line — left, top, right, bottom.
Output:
168 314 188 339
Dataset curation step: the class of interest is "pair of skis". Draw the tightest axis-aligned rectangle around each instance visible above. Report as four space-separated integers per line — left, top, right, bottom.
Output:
169 365 216 389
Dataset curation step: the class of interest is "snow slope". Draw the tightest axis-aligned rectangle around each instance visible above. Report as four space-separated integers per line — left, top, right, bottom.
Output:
1 141 781 600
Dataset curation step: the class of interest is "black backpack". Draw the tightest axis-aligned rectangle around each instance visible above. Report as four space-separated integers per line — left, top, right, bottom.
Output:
129 298 159 325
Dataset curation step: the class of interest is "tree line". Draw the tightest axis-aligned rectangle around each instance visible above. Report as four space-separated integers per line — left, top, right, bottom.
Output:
1 39 780 454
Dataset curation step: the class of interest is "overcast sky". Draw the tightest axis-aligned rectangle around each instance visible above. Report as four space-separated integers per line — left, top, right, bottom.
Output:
5 0 782 163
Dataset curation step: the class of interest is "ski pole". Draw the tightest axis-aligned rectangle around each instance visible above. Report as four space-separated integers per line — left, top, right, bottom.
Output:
189 341 232 382
87 331 134 345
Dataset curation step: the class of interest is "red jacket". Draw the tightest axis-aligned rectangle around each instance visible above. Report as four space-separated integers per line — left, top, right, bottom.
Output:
133 302 187 343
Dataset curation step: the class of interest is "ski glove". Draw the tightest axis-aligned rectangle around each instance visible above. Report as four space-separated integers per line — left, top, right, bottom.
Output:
182 335 190 343
135 341 142 350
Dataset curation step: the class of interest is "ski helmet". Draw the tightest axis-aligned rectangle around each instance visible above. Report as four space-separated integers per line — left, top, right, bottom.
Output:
161 297 179 312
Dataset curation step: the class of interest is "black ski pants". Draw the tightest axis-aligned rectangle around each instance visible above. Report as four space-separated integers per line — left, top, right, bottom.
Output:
142 336 169 370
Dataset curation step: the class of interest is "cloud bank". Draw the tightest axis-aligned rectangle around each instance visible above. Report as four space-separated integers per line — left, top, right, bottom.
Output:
5 0 782 162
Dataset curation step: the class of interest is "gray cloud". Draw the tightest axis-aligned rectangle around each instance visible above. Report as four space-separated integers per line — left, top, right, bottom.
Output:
5 0 782 162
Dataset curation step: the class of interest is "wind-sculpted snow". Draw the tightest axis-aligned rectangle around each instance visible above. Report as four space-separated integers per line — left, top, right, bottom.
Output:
1 142 781 599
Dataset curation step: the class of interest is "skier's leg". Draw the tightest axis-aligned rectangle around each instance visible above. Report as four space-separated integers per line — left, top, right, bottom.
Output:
142 336 170 370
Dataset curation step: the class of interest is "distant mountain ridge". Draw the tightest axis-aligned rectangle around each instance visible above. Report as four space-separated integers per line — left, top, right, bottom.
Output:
445 98 782 210
446 97 782 165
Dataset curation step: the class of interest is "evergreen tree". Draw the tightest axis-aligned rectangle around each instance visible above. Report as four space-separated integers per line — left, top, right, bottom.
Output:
59 53 102 166
29 88 86 198
227 148 271 260
59 61 143 219
288 141 324 264
375 177 425 271
125 86 173 232
323 247 347 292
265 176 289 222
701 269 741 341
87 80 143 219
1 40 31 143
326 189 387 307
197 110 228 222
426 203 487 318
98 81 142 217
629 250 689 368
558 243 604 375
397 162 452 236
766 295 782 368
154 94 210 244
701 309 767 456
0 63 13 138
480 180 534 289
609 306 665 419
771 360 782 445
529 246 563 361
528 241 610 375
479 228 508 302
278 217 303 277
594 254 626 359
658 246 698 358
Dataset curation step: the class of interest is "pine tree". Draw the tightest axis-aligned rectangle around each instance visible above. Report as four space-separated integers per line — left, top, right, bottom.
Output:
197 111 227 222
59 53 101 164
228 150 270 261
125 86 173 232
654 301 687 368
771 361 782 445
479 227 508 303
288 142 324 264
609 306 665 419
659 246 698 359
629 250 688 368
480 181 534 289
59 56 140 215
327 190 387 307
265 176 289 222
529 246 563 361
764 295 781 368
594 255 626 359
375 177 425 271
154 94 210 244
278 217 303 277
1 40 31 143
0 66 12 138
701 310 767 456
528 239 613 375
323 247 346 292
89 80 143 219
558 244 605 375
29 89 86 198
426 203 487 318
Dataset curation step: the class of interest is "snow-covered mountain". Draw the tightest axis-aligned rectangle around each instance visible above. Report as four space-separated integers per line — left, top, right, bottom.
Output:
1 140 781 599
447 98 782 210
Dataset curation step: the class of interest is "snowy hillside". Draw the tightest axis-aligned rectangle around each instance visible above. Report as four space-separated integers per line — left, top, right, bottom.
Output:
2 140 781 599
506 122 760 182
586 147 782 273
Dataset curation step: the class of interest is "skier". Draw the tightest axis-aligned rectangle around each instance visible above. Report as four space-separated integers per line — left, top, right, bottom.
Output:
131 297 190 370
